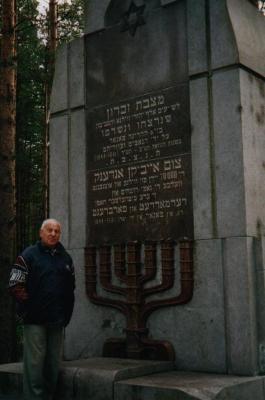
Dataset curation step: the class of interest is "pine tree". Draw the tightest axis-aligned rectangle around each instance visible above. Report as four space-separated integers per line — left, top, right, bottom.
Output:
0 0 17 363
16 0 46 250
15 0 85 252
0 0 85 361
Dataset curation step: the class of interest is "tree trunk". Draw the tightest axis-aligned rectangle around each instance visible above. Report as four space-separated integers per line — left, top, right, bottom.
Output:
49 0 58 59
44 0 58 218
0 0 17 362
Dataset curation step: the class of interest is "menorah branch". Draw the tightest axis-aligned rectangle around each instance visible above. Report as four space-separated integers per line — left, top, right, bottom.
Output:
141 240 193 323
114 244 128 284
85 246 128 315
139 241 157 284
142 240 175 297
99 245 127 295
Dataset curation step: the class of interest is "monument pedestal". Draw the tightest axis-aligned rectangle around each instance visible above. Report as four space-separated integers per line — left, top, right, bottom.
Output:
1 359 265 400
115 370 265 400
0 358 173 400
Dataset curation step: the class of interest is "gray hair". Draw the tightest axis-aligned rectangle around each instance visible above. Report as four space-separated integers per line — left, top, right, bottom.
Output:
40 218 61 230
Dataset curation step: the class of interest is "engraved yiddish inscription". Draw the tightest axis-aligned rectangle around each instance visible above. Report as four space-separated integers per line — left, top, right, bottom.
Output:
87 86 193 243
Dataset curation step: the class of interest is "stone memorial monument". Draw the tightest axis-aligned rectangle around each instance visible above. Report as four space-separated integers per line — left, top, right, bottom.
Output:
47 0 265 397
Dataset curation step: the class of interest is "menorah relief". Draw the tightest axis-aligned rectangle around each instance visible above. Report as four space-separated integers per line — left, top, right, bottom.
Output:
85 239 193 361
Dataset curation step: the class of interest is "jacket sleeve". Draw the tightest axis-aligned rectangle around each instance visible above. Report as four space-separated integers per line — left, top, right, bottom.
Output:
70 259 75 290
8 255 29 302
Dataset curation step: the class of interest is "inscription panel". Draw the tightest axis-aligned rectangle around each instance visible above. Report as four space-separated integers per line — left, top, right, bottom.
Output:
87 86 193 243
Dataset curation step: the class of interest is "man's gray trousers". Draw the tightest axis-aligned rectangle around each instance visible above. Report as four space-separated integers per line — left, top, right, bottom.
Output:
23 324 63 400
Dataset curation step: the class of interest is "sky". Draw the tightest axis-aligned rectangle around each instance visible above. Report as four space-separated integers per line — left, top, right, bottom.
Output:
37 0 71 14
37 0 49 13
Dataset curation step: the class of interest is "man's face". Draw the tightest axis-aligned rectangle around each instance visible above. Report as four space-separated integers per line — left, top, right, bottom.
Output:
40 221 61 247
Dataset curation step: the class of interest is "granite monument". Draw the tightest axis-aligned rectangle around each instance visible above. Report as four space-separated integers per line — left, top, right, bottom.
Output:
49 0 265 379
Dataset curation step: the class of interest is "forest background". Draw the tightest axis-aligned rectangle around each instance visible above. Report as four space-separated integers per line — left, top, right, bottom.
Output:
0 0 264 364
0 0 84 363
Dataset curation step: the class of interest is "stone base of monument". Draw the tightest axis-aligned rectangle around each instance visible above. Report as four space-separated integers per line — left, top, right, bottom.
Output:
0 358 173 399
115 371 265 400
1 358 265 400
56 358 174 399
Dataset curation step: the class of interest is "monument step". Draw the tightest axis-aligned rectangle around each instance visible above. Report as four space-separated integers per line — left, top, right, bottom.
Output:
0 357 174 400
115 370 265 400
1 359 265 400
0 363 22 399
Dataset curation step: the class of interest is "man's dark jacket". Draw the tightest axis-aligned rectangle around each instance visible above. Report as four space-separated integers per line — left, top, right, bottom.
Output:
9 241 75 327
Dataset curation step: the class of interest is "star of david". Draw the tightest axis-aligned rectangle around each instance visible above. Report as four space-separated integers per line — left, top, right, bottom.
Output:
121 1 146 36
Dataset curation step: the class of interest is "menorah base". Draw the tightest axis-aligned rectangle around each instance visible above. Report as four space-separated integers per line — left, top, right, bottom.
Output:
103 337 175 361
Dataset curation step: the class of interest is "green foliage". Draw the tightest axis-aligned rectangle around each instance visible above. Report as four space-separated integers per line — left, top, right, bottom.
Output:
13 0 84 358
15 0 85 251
57 0 85 44
16 0 46 250
37 0 85 45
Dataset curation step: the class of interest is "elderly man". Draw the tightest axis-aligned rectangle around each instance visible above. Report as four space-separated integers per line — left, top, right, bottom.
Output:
9 219 75 400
